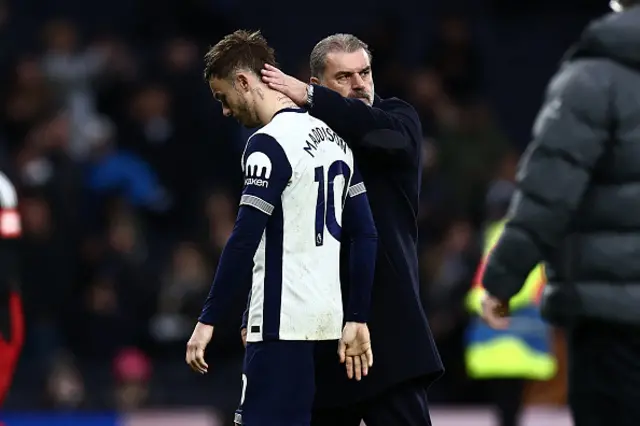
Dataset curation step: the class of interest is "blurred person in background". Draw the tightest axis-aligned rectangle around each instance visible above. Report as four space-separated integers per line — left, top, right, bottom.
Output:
41 19 111 161
112 347 152 411
0 169 24 407
260 33 443 426
85 114 171 213
419 217 474 402
480 2 640 426
150 241 210 354
43 351 87 410
466 181 556 426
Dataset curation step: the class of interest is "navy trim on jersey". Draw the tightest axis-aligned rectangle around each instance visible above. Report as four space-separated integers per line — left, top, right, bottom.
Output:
272 107 306 118
342 166 378 322
240 134 293 216
198 206 270 326
199 133 291 327
262 203 285 339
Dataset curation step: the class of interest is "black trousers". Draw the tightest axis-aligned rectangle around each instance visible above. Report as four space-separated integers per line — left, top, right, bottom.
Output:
311 379 431 426
567 320 640 426
484 379 525 426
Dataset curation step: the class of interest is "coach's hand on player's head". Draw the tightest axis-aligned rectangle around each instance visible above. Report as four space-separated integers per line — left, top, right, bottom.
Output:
261 64 308 107
480 293 510 330
186 322 214 374
339 322 373 381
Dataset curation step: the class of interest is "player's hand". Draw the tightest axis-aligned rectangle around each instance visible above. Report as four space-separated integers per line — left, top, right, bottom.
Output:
480 293 510 330
338 322 373 381
261 64 308 106
240 327 247 348
186 322 214 374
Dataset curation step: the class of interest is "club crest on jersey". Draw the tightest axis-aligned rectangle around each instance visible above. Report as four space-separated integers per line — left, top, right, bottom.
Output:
244 151 272 188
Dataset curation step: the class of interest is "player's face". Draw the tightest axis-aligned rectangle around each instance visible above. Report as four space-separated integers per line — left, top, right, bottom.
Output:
313 49 375 106
209 75 262 128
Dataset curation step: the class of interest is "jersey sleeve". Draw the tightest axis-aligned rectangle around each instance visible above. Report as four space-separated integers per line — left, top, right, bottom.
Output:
347 166 367 199
239 133 293 215
342 165 378 322
198 134 292 327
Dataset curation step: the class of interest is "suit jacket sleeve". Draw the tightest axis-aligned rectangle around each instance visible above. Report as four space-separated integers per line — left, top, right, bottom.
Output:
483 60 611 301
309 85 422 165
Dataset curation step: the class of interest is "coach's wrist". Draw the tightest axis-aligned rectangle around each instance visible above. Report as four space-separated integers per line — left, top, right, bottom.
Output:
305 84 314 109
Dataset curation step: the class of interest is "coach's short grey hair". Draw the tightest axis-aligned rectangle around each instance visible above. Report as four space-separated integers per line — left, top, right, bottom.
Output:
309 34 372 78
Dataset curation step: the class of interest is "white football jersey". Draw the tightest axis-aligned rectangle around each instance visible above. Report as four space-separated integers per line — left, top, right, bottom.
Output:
240 108 366 342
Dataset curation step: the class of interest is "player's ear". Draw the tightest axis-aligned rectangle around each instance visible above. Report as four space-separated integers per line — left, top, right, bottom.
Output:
235 73 251 93
310 76 320 85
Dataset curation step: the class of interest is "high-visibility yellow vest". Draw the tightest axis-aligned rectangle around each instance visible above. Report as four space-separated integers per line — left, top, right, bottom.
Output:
464 219 556 380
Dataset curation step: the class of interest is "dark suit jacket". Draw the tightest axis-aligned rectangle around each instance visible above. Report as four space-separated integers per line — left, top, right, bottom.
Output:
309 86 444 406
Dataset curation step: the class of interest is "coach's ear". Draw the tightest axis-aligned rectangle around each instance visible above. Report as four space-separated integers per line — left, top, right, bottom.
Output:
359 129 415 166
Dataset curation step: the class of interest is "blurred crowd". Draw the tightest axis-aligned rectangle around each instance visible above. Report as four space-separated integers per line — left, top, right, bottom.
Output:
0 0 604 420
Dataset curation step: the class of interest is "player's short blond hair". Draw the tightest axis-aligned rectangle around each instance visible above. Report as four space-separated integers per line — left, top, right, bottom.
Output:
203 30 278 81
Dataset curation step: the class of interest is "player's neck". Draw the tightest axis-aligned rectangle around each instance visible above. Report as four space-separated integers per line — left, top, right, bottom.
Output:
256 88 299 124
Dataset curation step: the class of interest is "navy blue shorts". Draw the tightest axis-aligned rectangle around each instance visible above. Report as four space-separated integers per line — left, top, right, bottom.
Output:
236 340 316 426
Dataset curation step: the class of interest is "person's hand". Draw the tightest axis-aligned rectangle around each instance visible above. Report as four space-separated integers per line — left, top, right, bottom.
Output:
240 327 247 348
186 322 214 374
338 322 373 381
480 293 510 329
261 64 308 106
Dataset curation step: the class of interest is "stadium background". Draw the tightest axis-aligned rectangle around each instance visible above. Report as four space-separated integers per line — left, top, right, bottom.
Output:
0 0 610 424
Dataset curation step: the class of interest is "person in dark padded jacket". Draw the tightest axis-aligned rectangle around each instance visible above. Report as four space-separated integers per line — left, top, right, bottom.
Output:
480 3 640 426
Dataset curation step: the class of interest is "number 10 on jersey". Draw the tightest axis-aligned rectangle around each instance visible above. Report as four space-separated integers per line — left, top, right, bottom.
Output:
314 160 351 247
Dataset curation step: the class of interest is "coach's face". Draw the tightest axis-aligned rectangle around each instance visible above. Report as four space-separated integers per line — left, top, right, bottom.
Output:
312 48 374 106
209 74 261 128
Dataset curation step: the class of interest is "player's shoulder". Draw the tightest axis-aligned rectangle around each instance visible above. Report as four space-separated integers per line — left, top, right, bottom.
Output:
260 108 309 141
258 109 325 159
243 111 308 168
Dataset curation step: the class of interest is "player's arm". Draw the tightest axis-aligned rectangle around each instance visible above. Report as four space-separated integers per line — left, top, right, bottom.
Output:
187 134 291 374
309 85 421 164
198 134 292 326
186 133 291 373
339 166 377 380
342 166 378 322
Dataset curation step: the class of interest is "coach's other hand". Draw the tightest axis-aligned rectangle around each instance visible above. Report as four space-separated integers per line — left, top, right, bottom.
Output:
480 293 510 330
241 327 247 348
186 322 214 374
261 64 308 106
339 322 373 381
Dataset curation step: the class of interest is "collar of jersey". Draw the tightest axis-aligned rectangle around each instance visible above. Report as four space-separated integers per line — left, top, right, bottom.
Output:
273 107 306 117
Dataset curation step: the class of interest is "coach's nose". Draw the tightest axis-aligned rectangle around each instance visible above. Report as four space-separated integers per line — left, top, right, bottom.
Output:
351 73 366 90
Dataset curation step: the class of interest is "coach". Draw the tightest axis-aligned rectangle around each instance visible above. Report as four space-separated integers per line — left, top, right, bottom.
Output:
479 3 640 426
258 33 443 426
